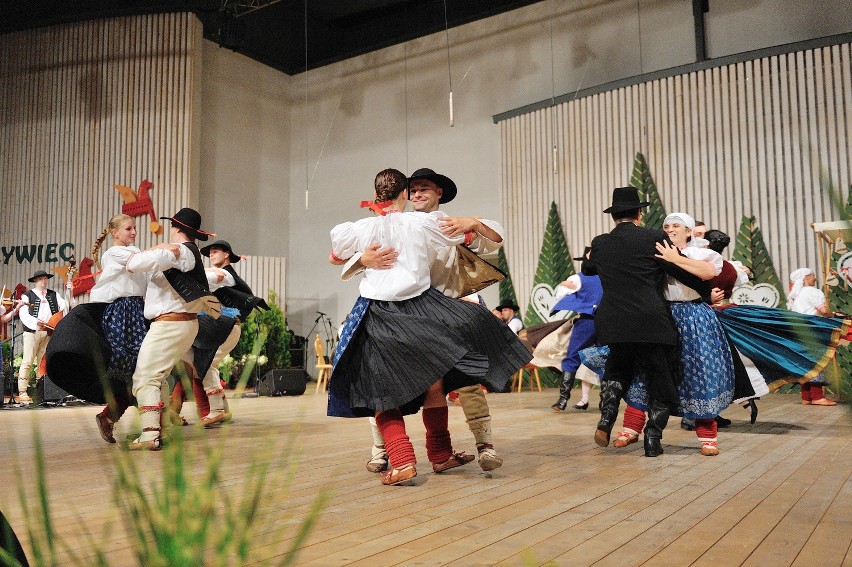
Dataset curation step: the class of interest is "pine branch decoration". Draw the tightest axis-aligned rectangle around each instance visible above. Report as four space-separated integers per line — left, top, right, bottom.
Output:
630 152 667 231
496 247 518 306
732 215 786 303
523 201 574 327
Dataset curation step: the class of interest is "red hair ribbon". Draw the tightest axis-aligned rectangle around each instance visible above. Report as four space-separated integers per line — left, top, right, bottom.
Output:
360 200 394 216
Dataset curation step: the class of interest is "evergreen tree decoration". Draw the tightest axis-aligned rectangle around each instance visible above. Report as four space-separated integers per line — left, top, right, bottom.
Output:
630 152 667 230
523 201 574 327
828 246 852 400
732 215 786 304
496 247 518 306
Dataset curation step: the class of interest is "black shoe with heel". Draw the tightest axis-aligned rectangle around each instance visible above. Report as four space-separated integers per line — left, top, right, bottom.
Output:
573 401 589 410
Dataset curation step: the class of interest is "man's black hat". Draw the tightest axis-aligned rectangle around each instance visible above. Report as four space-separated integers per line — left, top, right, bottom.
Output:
28 270 54 283
408 168 457 204
200 240 241 263
602 187 651 214
496 299 520 312
160 208 215 241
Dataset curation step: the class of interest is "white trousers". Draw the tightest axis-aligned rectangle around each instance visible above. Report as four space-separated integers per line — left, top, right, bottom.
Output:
132 319 199 408
202 323 241 392
19 330 49 392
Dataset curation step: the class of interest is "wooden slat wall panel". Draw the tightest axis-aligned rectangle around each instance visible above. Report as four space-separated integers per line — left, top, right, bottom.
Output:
501 43 852 313
0 13 202 294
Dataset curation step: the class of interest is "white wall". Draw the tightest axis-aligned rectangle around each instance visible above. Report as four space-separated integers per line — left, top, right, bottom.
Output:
194 0 852 340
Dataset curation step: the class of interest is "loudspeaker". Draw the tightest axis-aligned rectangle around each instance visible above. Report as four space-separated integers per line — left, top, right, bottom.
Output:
257 369 307 396
36 375 73 403
288 335 306 368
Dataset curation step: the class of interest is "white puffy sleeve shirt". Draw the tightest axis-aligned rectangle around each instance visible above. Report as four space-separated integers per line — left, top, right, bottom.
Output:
791 286 826 315
126 244 198 319
664 247 723 302
331 211 463 301
89 245 148 303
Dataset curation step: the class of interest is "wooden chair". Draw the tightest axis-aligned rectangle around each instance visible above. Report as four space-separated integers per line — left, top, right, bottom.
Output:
511 363 542 392
314 334 333 393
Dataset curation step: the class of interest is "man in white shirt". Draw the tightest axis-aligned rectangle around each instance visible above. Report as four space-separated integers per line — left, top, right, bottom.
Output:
124 208 218 450
17 270 67 403
497 300 524 334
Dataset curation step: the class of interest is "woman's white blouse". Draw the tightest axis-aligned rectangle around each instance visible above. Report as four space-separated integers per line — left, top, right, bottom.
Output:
664 247 723 301
89 245 148 302
331 210 463 301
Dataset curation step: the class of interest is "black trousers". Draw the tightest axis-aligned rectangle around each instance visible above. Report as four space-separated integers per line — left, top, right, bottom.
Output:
604 342 680 407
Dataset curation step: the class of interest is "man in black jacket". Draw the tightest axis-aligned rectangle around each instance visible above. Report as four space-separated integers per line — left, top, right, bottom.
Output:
590 187 708 457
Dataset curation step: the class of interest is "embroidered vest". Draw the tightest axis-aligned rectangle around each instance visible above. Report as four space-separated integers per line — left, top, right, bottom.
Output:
24 289 60 331
552 274 603 316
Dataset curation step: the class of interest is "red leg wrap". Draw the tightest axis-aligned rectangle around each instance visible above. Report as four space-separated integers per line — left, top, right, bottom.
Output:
422 406 452 464
376 409 416 468
695 418 718 439
623 404 646 432
193 377 210 417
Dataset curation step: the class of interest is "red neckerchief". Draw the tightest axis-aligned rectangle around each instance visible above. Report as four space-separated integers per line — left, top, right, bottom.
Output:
359 200 396 216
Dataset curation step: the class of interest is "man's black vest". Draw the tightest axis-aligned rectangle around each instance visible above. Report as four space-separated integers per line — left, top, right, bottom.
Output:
214 264 267 320
23 289 60 332
163 242 211 303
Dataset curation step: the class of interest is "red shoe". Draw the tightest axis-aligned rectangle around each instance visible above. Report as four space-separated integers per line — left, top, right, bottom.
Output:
810 398 837 406
95 412 116 444
700 441 720 456
432 451 475 473
612 430 639 448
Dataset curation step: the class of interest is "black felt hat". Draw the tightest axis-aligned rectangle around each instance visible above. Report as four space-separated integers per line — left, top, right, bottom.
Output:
602 187 650 214
200 240 241 263
28 270 54 283
496 299 520 312
160 208 215 241
408 168 458 204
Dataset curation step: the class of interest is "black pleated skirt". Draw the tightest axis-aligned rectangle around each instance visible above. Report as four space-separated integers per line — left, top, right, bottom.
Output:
330 287 531 417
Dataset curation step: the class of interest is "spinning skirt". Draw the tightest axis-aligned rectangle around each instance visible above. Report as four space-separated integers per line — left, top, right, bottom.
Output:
45 303 111 403
193 308 239 379
715 305 849 389
329 287 531 417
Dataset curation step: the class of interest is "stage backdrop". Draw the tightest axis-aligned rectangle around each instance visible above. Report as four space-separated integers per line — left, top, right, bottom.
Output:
0 12 202 292
499 40 852 315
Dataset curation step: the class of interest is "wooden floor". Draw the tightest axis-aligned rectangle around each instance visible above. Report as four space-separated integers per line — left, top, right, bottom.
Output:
0 390 850 566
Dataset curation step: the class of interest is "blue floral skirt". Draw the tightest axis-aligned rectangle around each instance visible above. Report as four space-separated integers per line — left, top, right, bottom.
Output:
102 296 147 384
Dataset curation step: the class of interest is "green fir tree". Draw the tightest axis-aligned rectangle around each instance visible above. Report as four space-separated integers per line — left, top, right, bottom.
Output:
731 215 786 304
496 247 518 306
523 201 574 327
630 152 667 230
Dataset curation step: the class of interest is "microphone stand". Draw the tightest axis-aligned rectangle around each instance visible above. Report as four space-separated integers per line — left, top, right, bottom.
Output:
304 312 324 370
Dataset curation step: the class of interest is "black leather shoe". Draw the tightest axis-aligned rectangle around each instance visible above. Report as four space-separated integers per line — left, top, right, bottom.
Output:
714 415 732 428
573 401 589 410
644 436 664 457
595 380 625 444
680 418 695 431
551 398 568 411
744 399 758 424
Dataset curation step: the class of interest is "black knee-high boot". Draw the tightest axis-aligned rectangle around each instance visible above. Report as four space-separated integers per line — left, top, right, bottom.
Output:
551 372 575 411
643 400 669 457
595 380 624 446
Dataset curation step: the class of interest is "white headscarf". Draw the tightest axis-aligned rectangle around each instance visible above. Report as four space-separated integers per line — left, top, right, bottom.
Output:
787 267 814 309
663 212 695 230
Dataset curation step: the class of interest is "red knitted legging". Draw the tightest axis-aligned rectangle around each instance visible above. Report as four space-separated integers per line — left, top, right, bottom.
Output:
422 406 452 464
622 404 647 433
171 378 211 417
695 418 718 439
801 382 824 401
375 409 416 468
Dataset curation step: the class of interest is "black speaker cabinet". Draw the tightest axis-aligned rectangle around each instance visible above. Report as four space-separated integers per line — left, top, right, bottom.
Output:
257 369 307 396
37 375 74 403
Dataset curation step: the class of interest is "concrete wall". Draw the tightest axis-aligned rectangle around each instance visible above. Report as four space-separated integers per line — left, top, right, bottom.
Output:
196 0 852 339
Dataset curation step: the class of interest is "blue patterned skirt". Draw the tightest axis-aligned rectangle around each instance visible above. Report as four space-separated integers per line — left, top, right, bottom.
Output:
714 305 849 389
102 296 147 384
328 287 531 418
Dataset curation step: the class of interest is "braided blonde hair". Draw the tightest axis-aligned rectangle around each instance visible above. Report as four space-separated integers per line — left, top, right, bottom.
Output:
91 214 133 270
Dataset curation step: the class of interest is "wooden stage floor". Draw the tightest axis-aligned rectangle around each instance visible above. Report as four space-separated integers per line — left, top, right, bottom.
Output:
0 390 849 566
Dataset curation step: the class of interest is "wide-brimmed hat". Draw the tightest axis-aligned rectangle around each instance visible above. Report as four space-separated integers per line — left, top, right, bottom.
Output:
160 208 215 241
28 270 54 282
573 246 591 261
408 168 457 204
496 299 520 312
200 240 241 263
602 187 651 214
